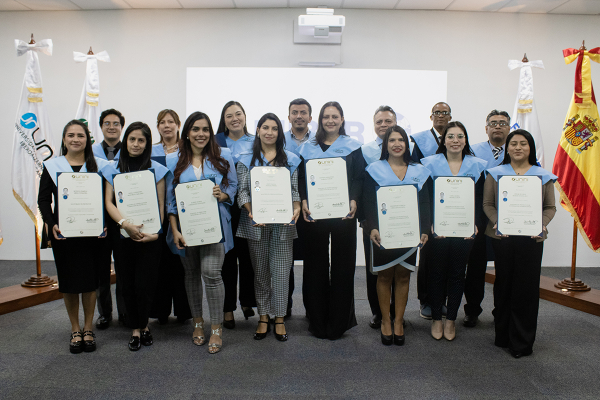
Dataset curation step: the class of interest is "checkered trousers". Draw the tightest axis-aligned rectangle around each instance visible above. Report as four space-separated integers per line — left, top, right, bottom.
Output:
247 224 293 317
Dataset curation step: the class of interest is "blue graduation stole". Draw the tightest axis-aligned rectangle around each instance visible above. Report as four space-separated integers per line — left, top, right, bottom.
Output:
44 156 109 186
100 160 169 186
366 160 430 191
215 132 255 163
487 164 557 185
237 149 301 175
421 154 487 183
297 135 362 160
361 138 382 165
411 129 439 158
150 144 167 166
471 141 504 168
92 142 120 161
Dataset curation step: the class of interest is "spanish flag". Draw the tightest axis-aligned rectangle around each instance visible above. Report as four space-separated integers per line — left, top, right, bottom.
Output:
553 46 600 252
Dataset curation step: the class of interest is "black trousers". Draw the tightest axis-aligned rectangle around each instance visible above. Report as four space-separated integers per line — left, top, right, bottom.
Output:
428 238 474 321
118 238 162 330
303 218 358 339
96 223 126 319
289 215 308 312
222 201 256 312
362 228 381 317
149 235 192 321
463 229 489 317
416 240 431 304
492 237 543 353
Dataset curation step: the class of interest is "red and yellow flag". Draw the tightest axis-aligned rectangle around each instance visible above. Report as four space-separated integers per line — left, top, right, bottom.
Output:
553 46 600 252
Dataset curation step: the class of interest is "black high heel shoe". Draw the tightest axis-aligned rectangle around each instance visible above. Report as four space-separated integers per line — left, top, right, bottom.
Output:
274 322 288 342
253 320 270 340
82 331 96 352
394 334 405 346
242 307 255 320
223 313 235 330
70 331 83 354
140 329 153 346
381 331 393 346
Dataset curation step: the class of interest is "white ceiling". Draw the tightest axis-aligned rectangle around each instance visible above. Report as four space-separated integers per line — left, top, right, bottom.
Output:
1 0 600 14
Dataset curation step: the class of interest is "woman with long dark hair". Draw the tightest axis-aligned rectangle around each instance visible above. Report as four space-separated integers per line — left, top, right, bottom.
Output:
215 101 257 328
297 101 365 340
102 122 169 351
149 109 192 325
483 129 556 358
421 121 487 341
363 125 431 345
236 113 301 341
167 111 237 354
38 120 108 353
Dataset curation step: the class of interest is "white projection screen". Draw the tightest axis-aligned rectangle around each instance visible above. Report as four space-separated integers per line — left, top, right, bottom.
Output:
186 67 447 144
186 67 447 266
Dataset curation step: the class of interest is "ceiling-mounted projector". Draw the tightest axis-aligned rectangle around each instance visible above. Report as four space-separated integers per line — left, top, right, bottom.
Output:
298 8 345 38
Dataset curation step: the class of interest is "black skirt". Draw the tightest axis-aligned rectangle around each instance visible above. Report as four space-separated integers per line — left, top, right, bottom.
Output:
371 243 417 273
50 236 104 294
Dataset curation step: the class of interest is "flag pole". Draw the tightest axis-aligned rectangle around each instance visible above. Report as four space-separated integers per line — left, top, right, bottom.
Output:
21 225 55 287
555 220 591 291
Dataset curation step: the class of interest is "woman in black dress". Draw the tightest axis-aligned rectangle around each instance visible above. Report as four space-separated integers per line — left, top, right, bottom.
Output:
38 120 108 353
363 126 431 345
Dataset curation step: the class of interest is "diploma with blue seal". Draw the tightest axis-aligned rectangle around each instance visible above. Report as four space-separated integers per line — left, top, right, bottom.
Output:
376 185 420 249
497 175 543 237
175 179 223 246
57 172 105 238
113 170 162 237
433 176 475 238
305 157 350 220
250 166 294 224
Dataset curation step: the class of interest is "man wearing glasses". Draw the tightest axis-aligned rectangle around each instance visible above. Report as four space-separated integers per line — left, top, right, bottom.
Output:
93 108 127 330
92 108 125 162
410 102 452 162
411 102 452 320
463 110 511 328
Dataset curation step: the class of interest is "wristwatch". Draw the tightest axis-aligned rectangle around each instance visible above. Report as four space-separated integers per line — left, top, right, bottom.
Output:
117 219 126 228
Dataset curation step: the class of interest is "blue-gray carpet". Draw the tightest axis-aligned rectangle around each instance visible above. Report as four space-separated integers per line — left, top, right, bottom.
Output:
0 261 599 399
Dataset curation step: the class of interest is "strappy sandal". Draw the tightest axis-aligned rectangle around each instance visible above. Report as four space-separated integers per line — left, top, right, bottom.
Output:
193 321 205 346
70 331 83 354
82 331 96 352
208 327 222 354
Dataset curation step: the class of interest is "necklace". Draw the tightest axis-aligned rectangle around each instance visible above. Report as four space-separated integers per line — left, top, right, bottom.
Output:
163 143 178 153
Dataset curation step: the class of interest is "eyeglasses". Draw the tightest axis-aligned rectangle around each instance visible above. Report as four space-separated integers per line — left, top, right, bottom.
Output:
103 121 121 127
446 134 465 140
487 121 509 127
432 111 451 116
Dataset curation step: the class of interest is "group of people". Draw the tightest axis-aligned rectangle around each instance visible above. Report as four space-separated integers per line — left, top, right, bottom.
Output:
38 98 556 359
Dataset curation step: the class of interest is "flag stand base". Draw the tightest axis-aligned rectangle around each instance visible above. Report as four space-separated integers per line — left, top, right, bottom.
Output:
555 278 591 292
21 274 56 288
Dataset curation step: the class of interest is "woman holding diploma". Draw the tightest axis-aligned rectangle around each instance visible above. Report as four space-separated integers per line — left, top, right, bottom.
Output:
103 122 169 351
167 111 237 354
421 122 486 341
483 129 556 358
149 109 192 325
215 101 257 328
38 120 108 353
297 101 364 340
364 126 431 345
236 113 301 341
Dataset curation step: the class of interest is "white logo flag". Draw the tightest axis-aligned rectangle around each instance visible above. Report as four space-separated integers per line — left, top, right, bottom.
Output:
74 50 110 144
11 39 57 235
508 59 545 167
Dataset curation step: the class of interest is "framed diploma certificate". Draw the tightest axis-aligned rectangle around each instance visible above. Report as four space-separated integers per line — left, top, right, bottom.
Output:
113 169 162 237
497 175 543 237
433 176 475 238
250 166 294 224
376 185 420 249
57 172 104 238
175 179 224 247
305 157 350 220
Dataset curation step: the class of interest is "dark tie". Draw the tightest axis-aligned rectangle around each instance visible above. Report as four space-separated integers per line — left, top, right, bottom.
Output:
107 147 116 161
492 147 502 160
